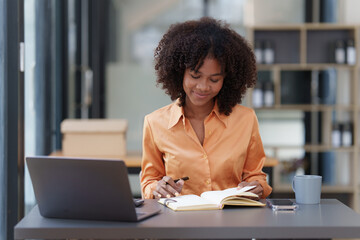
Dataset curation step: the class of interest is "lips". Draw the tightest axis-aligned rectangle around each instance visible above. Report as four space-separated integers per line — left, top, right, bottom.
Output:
193 91 210 99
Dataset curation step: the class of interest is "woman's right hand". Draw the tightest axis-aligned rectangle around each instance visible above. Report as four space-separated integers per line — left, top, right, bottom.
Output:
153 176 184 199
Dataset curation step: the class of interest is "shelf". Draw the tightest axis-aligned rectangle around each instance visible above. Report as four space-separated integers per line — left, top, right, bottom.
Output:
304 23 358 30
304 145 356 152
252 25 357 66
274 184 354 193
254 104 356 111
252 23 358 31
263 145 356 152
252 25 303 31
50 150 143 167
254 30 300 64
249 24 360 211
257 64 356 70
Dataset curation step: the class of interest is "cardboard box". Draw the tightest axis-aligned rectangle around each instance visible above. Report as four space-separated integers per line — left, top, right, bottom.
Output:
61 119 128 157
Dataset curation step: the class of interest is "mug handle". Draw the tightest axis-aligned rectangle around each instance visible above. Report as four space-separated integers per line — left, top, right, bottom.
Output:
292 178 296 192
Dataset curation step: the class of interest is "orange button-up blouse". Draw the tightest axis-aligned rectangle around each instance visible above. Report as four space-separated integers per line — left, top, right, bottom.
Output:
141 100 272 199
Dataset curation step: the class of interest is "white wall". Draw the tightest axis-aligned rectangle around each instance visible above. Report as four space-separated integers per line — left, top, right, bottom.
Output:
245 0 305 25
251 0 360 25
339 0 360 23
106 63 171 151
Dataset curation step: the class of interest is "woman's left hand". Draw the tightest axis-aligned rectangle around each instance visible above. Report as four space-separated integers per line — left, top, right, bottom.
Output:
237 180 263 199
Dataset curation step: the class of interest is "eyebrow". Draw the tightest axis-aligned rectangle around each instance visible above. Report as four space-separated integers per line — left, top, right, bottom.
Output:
191 70 223 76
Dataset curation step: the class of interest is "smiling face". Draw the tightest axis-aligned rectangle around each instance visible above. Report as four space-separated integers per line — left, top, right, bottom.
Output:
183 57 224 113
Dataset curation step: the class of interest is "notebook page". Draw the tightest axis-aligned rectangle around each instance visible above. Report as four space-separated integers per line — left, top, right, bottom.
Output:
158 194 219 210
200 186 256 204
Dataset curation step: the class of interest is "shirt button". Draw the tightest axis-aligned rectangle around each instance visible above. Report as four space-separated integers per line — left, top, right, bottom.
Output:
206 179 211 185
203 154 207 159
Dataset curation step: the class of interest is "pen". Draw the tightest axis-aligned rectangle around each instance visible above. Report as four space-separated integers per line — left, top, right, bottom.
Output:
174 176 189 183
166 176 189 184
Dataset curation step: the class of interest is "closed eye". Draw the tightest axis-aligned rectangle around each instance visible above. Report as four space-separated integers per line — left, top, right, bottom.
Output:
210 78 220 83
190 74 200 79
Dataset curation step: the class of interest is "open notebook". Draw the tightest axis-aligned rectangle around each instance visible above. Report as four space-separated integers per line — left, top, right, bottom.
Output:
159 185 265 211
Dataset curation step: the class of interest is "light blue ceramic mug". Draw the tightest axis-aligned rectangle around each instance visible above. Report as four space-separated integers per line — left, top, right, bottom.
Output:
292 175 322 204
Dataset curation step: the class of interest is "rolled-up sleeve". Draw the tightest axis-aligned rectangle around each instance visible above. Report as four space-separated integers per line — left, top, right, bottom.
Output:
140 115 165 199
242 112 272 198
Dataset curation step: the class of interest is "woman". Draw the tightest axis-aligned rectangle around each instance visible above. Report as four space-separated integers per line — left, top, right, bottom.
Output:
141 17 272 199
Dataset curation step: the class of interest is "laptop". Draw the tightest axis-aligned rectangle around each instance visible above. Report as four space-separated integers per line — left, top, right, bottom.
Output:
26 156 161 222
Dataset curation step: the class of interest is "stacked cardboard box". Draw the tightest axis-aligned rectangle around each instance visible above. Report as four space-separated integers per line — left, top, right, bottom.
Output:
61 119 128 157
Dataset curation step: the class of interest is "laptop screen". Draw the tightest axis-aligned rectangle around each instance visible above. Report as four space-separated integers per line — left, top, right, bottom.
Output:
26 156 159 222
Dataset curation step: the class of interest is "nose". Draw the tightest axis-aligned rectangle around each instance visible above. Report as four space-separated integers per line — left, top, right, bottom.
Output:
196 78 210 91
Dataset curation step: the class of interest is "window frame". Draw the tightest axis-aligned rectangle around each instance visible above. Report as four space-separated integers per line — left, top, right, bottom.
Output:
0 0 24 239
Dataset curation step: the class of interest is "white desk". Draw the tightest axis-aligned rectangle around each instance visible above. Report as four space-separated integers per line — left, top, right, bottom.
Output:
14 199 360 239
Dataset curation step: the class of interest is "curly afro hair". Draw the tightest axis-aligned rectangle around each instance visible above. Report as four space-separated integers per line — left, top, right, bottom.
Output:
154 17 257 116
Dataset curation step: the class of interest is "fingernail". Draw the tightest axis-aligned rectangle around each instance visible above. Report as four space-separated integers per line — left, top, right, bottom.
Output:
175 192 180 197
166 194 171 198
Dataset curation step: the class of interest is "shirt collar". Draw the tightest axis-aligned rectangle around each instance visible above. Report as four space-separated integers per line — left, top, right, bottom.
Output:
168 99 184 129
168 99 228 129
212 100 228 127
